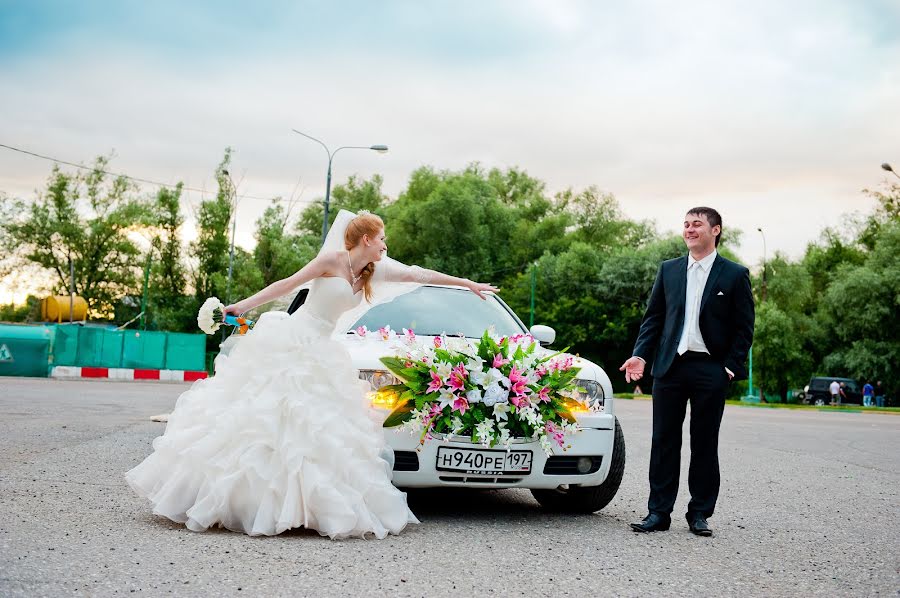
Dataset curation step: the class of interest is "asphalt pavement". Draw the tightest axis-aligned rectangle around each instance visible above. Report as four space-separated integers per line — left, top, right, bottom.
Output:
1 377 898 597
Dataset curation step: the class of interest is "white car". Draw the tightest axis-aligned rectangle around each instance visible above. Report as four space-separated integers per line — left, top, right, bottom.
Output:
254 284 626 513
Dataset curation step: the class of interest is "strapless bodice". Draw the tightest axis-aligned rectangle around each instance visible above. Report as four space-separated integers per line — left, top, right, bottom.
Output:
301 276 365 327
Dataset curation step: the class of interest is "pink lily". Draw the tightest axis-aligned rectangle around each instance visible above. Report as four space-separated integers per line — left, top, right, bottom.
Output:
545 422 566 447
427 371 443 393
403 328 416 343
355 325 368 337
493 353 509 368
508 366 528 397
448 364 467 392
452 396 469 415
510 393 530 408
433 336 442 348
537 386 551 403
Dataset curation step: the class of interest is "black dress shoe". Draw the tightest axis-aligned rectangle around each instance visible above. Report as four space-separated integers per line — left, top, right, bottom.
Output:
630 513 671 533
687 514 713 536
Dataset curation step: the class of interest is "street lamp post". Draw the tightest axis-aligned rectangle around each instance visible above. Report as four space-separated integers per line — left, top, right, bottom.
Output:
529 262 537 327
882 162 900 180
755 227 767 402
757 227 767 302
291 129 388 246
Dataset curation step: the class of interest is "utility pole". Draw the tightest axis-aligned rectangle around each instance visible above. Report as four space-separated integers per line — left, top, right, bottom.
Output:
140 254 152 330
529 262 537 328
68 257 75 323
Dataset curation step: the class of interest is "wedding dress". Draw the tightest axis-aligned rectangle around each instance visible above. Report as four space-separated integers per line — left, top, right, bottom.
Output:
126 212 424 539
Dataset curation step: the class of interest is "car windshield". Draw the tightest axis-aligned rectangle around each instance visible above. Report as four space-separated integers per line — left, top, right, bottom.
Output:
349 286 525 337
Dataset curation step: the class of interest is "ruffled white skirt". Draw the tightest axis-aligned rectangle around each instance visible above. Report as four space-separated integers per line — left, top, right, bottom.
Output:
125 308 419 538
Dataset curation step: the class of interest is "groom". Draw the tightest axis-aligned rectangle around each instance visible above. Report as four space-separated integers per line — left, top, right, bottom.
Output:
620 207 754 536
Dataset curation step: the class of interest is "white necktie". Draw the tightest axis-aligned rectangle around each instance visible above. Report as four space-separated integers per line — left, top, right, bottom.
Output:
678 261 704 355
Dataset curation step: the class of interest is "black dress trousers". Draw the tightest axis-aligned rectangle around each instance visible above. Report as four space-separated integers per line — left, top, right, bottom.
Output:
647 351 730 518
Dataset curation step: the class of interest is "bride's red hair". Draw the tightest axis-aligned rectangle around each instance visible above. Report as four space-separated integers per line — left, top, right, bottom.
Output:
344 213 383 302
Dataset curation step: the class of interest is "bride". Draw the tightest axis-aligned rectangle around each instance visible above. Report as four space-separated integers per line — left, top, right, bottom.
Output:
126 210 497 538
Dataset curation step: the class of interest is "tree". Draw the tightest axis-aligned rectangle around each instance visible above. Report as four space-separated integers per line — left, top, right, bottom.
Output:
819 221 900 392
255 201 318 286
0 157 154 318
296 174 389 238
144 184 196 332
753 302 812 401
191 149 234 302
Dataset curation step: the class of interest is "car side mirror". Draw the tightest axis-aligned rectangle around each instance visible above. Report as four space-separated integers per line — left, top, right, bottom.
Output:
530 324 556 345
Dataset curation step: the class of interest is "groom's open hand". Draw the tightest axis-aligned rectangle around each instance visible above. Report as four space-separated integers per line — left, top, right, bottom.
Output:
620 356 645 383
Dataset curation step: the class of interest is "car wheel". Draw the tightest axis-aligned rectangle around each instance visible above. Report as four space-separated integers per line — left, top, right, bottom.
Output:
813 397 825 406
531 417 626 513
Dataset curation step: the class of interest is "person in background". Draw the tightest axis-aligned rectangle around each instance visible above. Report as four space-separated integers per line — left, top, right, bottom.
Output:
862 381 874 407
874 380 886 408
829 380 840 406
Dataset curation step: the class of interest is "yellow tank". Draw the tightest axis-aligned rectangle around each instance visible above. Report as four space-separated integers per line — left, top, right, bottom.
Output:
41 295 88 323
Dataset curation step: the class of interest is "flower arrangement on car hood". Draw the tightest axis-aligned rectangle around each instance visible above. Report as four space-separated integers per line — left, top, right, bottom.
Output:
380 331 584 455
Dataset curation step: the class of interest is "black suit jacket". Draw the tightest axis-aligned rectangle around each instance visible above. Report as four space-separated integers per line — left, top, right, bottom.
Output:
632 253 755 380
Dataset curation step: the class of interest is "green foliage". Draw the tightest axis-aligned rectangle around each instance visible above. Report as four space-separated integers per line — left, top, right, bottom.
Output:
191 150 234 302
254 201 318 286
296 174 389 237
753 302 812 399
0 157 154 318
3 150 896 404
0 295 41 322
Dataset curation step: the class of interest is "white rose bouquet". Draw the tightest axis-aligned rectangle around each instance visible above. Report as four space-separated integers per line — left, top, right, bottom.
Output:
197 297 255 335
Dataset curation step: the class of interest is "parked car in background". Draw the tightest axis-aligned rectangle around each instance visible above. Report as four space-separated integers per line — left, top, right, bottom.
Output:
800 377 862 405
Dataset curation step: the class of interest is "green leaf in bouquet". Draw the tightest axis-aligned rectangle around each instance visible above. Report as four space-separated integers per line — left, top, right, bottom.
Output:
414 392 428 411
383 399 415 427
380 357 412 380
535 347 571 365
477 330 502 361
473 407 486 422
434 348 467 365
512 344 525 362
555 368 581 386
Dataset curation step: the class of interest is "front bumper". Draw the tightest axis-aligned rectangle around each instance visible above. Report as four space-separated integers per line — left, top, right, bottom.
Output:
384 411 617 489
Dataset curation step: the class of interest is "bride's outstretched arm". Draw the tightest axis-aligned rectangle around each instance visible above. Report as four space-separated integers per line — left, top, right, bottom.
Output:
383 262 499 300
225 253 335 314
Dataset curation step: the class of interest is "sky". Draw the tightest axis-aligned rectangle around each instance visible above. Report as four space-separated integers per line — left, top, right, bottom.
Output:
1 0 899 302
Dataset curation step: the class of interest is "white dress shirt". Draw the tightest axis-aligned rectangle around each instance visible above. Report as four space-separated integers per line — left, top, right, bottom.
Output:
677 250 717 355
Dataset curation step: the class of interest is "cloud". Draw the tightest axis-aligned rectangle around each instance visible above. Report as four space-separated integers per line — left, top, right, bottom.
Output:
1 0 898 278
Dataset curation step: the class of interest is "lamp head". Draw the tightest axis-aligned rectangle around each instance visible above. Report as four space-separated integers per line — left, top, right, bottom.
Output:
882 162 894 173
370 145 389 153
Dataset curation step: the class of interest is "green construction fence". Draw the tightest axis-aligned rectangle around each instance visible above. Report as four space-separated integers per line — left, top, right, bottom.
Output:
0 323 207 376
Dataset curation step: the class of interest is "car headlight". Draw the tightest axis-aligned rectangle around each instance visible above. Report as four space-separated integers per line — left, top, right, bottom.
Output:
572 379 605 410
359 370 403 410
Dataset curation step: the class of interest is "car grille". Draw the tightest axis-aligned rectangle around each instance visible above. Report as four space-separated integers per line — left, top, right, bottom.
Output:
393 451 420 472
543 456 603 475
438 476 524 484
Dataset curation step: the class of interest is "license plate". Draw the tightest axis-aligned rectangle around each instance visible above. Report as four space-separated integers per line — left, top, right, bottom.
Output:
435 447 532 475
